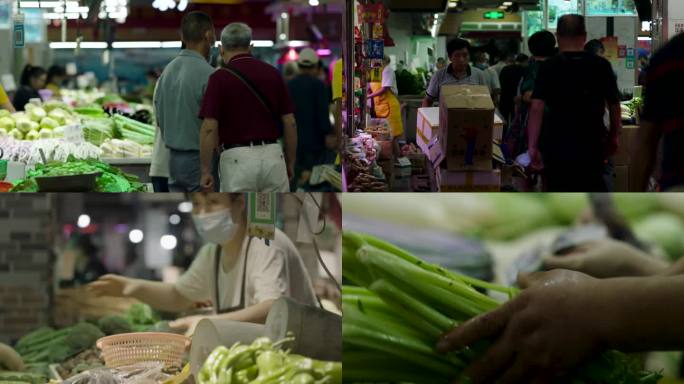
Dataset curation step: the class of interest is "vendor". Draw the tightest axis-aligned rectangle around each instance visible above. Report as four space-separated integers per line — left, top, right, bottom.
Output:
367 55 404 154
13 65 46 111
46 65 66 98
421 38 488 108
88 193 319 336
0 83 15 112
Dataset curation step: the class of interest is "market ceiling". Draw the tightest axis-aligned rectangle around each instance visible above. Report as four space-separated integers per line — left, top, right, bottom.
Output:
385 0 538 12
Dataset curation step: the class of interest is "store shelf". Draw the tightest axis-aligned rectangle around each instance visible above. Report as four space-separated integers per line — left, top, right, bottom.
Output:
101 158 152 165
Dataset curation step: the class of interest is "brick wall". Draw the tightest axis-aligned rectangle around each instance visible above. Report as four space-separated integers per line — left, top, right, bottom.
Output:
0 194 55 344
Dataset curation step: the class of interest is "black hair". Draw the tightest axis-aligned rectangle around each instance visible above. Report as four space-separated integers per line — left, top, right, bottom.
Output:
447 38 471 57
528 30 557 58
584 39 605 56
20 64 46 87
181 11 214 43
47 65 66 84
557 14 586 38
515 53 530 63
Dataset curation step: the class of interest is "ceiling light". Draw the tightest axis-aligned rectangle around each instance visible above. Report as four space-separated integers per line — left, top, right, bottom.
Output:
129 229 144 243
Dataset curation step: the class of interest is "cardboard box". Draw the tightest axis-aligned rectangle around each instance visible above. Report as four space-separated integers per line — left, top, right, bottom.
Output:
417 107 440 143
416 129 444 168
613 125 639 166
439 169 501 192
613 165 629 192
439 85 495 171
493 113 504 142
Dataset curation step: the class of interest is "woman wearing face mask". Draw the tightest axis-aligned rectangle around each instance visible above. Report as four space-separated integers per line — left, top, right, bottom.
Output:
88 193 319 336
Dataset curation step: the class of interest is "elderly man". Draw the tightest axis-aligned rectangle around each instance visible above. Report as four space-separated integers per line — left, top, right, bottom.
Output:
199 23 297 192
154 11 216 192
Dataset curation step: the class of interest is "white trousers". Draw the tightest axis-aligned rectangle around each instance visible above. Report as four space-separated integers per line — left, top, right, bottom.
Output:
219 143 290 192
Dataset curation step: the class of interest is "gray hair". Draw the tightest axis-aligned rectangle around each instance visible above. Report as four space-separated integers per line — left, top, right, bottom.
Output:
221 23 252 49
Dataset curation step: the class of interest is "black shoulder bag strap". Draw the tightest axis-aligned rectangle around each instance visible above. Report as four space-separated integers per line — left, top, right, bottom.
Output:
221 66 283 133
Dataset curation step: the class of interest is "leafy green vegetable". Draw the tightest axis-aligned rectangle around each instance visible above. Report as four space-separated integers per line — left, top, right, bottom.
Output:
634 213 684 261
10 155 146 192
126 303 160 327
97 315 133 336
342 231 662 384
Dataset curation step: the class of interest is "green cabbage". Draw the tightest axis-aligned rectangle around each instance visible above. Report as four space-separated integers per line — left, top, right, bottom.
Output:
24 129 40 141
0 127 7 137
0 116 14 130
8 128 23 140
545 193 589 224
15 118 32 133
634 213 684 261
0 109 10 118
47 108 69 125
39 117 59 130
38 129 52 139
28 107 47 122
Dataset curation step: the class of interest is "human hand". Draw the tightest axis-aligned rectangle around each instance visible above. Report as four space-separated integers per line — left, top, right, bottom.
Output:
169 315 205 337
201 173 214 192
544 239 667 278
325 134 339 150
437 269 603 384
88 274 136 298
529 148 543 172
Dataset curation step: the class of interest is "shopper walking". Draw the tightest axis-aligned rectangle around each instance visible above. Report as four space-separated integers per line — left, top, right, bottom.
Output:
473 51 500 105
13 65 46 111
286 48 332 190
199 23 297 192
154 11 216 193
422 38 488 108
527 15 621 192
631 32 684 191
498 53 528 127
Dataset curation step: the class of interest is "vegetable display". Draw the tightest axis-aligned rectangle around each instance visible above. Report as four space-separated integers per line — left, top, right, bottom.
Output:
15 323 104 365
342 231 662 384
112 114 155 145
199 336 341 384
10 156 146 192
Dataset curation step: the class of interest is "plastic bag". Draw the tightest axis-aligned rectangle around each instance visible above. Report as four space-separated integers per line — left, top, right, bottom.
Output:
63 362 173 384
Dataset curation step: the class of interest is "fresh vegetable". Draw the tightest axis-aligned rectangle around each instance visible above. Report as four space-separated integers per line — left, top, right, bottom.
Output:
39 117 59 130
10 155 145 192
0 116 14 130
125 303 160 331
0 109 10 118
97 315 133 335
27 107 46 123
0 371 46 384
198 336 341 384
342 231 662 384
24 130 39 141
47 108 69 125
82 118 114 146
0 343 24 371
112 114 155 145
55 347 104 379
38 129 52 139
634 213 684 261
15 118 32 134
15 322 103 365
7 129 23 140
0 128 7 137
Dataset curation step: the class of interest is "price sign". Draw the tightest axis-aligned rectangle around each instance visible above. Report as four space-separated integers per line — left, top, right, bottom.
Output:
63 124 84 144
13 14 24 48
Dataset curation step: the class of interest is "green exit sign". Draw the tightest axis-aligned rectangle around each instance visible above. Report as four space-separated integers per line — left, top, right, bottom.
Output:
483 11 505 19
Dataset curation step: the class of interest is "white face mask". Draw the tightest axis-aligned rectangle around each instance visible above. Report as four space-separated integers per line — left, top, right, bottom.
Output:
192 209 238 244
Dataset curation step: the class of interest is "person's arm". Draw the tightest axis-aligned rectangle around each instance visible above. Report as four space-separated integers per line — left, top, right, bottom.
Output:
422 73 440 108
199 118 219 191
88 275 194 313
526 99 545 168
367 86 389 99
168 299 276 336
282 113 297 180
437 269 684 383
421 95 435 108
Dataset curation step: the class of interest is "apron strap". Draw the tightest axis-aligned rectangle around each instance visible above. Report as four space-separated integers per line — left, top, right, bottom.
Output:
214 237 254 314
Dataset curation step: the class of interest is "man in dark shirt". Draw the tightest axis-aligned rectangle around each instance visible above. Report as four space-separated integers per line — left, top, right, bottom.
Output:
498 53 529 127
528 14 622 192
287 48 332 190
631 33 684 191
198 22 297 192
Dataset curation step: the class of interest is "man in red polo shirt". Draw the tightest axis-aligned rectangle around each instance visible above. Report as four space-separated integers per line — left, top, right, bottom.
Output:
198 22 297 192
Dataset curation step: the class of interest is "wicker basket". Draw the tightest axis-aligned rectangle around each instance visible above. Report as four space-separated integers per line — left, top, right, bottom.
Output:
96 332 190 368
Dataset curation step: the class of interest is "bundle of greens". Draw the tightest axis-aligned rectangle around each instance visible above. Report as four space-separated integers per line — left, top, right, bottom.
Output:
10 156 146 192
14 323 104 365
112 114 155 145
198 336 341 384
342 231 661 384
125 303 161 332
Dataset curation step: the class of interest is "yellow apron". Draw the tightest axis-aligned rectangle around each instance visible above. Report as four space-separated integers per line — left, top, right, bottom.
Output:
370 81 404 138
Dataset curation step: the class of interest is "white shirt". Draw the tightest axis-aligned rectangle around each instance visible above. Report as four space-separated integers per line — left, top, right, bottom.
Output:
175 228 318 311
382 66 399 96
482 66 501 93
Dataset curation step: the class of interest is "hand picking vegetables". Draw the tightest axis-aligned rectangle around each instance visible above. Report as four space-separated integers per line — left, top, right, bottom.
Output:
342 231 662 384
198 336 341 384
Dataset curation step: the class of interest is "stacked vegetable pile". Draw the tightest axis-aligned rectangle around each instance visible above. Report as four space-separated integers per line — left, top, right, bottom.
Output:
112 114 155 145
0 102 77 141
10 156 146 192
342 231 662 384
199 336 341 384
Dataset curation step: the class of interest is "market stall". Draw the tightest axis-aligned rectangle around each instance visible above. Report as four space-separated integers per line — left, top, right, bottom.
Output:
0 193 343 383
342 192 684 382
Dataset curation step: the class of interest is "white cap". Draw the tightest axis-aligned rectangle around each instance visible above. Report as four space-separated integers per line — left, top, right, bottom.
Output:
298 48 319 67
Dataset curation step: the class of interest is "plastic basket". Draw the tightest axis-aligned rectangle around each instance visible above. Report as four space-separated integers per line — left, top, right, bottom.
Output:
96 332 190 368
